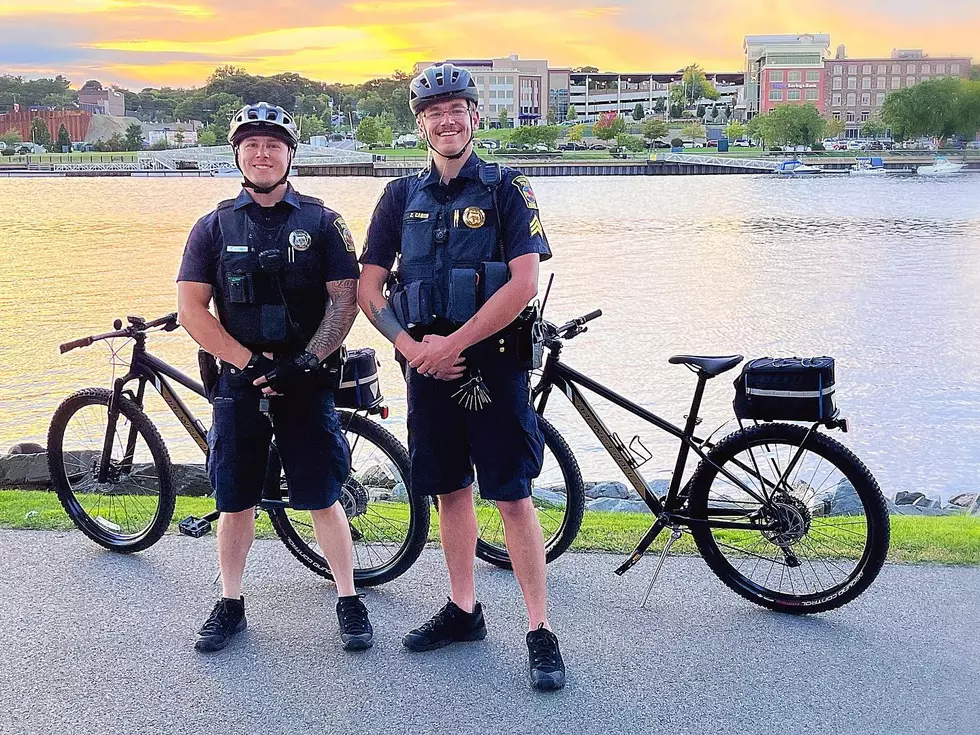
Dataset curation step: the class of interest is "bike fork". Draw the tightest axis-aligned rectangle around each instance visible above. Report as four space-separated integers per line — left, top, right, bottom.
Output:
641 528 683 609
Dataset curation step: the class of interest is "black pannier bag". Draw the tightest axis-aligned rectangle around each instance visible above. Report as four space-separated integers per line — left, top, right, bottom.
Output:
733 357 837 422
335 348 384 410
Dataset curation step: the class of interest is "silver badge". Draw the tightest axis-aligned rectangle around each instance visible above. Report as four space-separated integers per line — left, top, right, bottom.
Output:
288 229 312 251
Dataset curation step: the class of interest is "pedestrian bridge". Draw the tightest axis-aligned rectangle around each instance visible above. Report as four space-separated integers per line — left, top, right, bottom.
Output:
657 152 779 172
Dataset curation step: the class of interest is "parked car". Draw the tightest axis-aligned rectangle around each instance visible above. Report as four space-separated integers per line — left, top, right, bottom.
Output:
588 143 607 150
732 139 752 147
846 140 865 151
557 141 586 151
706 139 718 147
475 139 499 150
652 140 671 149
866 141 885 151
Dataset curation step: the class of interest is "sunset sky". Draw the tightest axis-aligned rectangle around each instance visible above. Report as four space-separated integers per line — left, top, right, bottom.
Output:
3 0 978 88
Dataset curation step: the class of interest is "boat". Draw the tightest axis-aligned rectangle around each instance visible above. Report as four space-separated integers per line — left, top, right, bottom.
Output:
775 159 825 176
916 156 966 176
849 157 888 176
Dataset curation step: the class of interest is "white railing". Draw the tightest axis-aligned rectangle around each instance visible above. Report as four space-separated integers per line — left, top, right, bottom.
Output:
658 152 780 171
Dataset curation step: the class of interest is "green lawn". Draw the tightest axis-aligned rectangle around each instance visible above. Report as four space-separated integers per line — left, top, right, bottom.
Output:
2 489 977 565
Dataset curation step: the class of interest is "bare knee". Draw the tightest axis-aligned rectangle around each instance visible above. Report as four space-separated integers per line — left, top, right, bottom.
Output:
495 496 535 524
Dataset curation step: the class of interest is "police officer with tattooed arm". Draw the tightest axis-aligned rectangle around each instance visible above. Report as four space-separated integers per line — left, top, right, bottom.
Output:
358 64 566 690
177 103 374 653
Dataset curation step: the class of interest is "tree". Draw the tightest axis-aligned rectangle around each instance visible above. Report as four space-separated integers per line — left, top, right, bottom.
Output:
641 118 668 141
593 111 624 140
566 105 577 121
56 124 71 151
970 65 980 82
124 122 144 151
861 117 887 140
210 102 240 143
0 130 23 147
299 114 326 142
654 97 666 114
681 64 719 105
746 114 775 148
668 85 687 118
632 103 645 121
567 123 585 142
546 109 556 125
174 130 185 147
755 104 826 147
724 121 746 141
498 108 510 128
616 133 645 152
696 104 706 119
356 116 382 145
29 117 52 147
681 122 706 141
381 125 393 148
882 77 978 144
824 117 845 140
198 130 217 146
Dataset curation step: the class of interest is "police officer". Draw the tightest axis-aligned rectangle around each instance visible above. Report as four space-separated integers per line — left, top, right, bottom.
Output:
358 64 565 690
177 102 373 653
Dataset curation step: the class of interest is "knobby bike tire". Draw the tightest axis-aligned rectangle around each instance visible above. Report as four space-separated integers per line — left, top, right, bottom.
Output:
474 416 586 569
268 411 429 586
687 422 890 614
47 387 176 553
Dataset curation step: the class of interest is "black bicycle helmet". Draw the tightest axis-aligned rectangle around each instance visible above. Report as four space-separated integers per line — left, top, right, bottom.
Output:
409 63 479 115
227 102 299 149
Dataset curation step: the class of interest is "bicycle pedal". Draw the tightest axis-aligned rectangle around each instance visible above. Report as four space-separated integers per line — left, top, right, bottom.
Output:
178 515 211 538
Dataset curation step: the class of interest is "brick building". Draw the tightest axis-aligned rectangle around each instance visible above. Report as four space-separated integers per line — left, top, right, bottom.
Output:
0 109 92 143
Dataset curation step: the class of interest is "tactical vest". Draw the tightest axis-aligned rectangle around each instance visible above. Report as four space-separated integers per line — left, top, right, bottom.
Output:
389 163 509 330
214 195 326 352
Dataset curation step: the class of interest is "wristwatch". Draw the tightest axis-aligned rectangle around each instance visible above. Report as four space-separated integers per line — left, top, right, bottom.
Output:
293 350 320 371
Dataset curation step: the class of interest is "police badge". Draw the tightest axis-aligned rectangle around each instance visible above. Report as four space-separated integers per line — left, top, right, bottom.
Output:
288 229 311 251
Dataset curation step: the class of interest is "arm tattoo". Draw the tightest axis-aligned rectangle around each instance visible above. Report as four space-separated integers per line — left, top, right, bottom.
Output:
307 279 358 359
368 299 406 345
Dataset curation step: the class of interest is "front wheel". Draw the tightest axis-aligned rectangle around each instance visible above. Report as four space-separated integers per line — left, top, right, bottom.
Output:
46 388 176 553
268 411 429 586
687 422 890 614
474 416 586 569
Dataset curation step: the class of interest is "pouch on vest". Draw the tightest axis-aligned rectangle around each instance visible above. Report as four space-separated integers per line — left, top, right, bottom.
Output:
227 273 254 304
480 262 508 304
260 304 288 343
391 281 434 329
447 268 479 323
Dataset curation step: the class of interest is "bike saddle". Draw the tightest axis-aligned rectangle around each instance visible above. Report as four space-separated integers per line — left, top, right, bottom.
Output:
668 354 744 376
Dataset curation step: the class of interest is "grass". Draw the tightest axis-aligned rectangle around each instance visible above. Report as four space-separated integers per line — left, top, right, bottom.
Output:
2 489 977 565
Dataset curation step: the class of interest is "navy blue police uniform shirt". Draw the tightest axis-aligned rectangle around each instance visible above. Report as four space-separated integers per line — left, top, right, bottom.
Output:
360 152 552 271
177 184 360 286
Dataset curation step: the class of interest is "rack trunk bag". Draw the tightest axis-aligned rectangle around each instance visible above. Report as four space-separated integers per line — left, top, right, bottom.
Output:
336 348 384 410
733 357 837 422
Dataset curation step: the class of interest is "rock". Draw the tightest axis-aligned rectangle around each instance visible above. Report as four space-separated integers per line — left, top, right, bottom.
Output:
391 482 409 502
172 464 211 497
536 484 568 495
356 464 397 490
0 452 50 487
587 497 651 514
532 488 567 508
586 481 630 500
369 489 393 502
891 504 953 517
895 491 925 506
8 442 44 454
912 495 941 509
948 493 978 508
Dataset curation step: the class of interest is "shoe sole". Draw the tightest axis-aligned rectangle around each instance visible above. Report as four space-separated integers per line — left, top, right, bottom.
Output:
194 618 247 653
402 626 488 652
530 671 566 691
342 634 375 651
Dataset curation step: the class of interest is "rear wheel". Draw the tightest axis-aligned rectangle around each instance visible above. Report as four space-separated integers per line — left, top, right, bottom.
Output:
473 416 585 569
47 388 175 553
688 423 889 614
268 411 428 586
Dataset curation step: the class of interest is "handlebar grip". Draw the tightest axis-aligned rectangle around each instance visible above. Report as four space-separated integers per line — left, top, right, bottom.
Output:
60 337 93 353
579 309 602 323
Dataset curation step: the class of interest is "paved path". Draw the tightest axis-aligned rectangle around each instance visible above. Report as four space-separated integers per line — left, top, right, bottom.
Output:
1 530 976 735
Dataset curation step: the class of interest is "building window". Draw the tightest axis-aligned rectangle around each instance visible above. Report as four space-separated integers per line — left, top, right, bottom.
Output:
907 75 915 87
788 71 801 82
769 89 783 101
833 77 842 89
861 93 871 106
787 89 802 101
936 63 945 74
921 76 930 82
907 64 916 74
951 63 961 74
876 93 886 106
861 111 870 121
806 70 820 82
861 77 871 89
848 64 858 73
921 64 930 74
877 64 887 74
847 92 856 106
892 76 901 88
770 70 784 82
877 77 886 89
863 64 872 74
847 77 857 89
832 111 841 121
832 92 842 105
806 88 819 101
846 111 855 122
833 64 843 74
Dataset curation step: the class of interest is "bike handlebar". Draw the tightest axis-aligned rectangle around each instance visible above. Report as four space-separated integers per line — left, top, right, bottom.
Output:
59 312 179 353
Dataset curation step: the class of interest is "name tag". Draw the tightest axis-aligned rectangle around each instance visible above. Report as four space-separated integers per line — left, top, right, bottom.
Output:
407 212 430 220
226 245 249 253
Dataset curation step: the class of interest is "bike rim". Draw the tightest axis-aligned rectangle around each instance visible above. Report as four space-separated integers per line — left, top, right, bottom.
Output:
58 402 163 541
701 438 873 602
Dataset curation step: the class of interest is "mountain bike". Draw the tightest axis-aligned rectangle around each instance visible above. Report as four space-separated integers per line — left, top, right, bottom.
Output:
479 308 890 614
46 313 429 586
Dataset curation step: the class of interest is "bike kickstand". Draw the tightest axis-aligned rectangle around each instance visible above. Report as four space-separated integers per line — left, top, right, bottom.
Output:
212 565 222 586
641 528 683 609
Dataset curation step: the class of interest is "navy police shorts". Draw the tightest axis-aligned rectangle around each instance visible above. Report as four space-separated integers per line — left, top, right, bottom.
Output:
208 367 351 513
406 362 544 502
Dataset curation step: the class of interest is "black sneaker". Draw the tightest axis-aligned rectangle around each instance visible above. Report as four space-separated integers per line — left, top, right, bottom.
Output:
195 597 246 652
527 624 566 691
336 594 374 651
402 598 487 652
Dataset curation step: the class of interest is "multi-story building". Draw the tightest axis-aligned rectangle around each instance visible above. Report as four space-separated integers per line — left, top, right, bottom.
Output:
824 46 973 137
78 87 126 117
743 34 832 117
413 56 568 126
567 72 743 123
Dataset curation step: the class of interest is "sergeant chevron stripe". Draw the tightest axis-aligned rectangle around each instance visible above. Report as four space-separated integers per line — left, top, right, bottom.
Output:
529 215 544 239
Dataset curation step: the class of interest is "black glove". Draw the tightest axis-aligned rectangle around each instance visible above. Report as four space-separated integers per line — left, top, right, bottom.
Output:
260 351 319 394
239 353 277 384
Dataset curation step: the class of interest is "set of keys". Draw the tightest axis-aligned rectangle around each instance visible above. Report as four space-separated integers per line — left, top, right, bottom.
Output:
452 369 492 411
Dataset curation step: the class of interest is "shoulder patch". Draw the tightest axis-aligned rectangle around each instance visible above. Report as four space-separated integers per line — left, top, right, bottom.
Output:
334 216 356 253
529 214 544 239
298 193 325 206
511 175 538 210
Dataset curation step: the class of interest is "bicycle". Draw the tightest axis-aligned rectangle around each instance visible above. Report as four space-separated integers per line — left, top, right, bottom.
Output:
46 313 430 586
478 307 891 614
